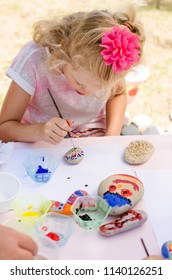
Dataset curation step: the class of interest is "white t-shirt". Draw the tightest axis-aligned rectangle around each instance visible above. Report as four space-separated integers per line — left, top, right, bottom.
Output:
6 41 107 131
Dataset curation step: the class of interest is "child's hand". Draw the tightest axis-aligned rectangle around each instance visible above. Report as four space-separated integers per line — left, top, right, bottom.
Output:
0 225 38 260
39 117 73 144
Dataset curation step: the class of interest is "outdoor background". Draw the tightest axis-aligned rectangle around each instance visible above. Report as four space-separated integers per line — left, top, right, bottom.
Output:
0 0 172 133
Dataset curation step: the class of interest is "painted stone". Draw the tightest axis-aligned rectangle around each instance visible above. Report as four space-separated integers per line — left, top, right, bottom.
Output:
124 140 154 165
48 201 73 215
98 174 144 215
161 240 172 259
64 147 84 164
99 209 148 236
66 190 89 205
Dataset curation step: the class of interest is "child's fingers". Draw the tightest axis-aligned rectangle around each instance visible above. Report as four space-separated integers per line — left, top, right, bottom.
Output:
18 233 38 256
42 117 73 144
66 119 74 128
51 117 71 133
13 248 36 260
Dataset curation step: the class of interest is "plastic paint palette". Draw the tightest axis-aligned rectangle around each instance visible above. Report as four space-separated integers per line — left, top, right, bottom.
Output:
34 212 73 246
71 196 111 230
23 153 59 182
12 193 52 223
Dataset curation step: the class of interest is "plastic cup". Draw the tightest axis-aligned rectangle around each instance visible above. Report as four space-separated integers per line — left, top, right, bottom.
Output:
23 153 59 183
34 235 59 260
70 196 111 230
12 193 52 223
34 212 73 247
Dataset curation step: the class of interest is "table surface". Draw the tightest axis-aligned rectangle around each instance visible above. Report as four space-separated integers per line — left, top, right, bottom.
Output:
0 134 172 259
13 134 172 169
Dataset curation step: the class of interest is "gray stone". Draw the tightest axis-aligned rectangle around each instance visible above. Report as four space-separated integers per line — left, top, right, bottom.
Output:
121 124 140 135
142 125 162 135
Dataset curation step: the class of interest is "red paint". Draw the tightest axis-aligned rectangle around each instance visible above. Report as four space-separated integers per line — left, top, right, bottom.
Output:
54 201 61 207
46 232 60 241
121 189 133 197
42 226 48 231
108 185 117 192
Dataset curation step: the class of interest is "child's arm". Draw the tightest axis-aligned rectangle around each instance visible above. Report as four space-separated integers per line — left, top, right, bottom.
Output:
105 81 127 136
0 81 72 144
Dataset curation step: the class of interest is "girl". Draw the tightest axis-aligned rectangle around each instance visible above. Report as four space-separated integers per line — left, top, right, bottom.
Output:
0 4 145 144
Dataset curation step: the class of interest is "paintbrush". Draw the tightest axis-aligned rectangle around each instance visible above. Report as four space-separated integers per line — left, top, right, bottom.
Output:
47 88 76 148
141 238 149 257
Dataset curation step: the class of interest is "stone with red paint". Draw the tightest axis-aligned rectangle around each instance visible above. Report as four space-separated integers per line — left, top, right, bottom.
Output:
64 147 84 164
99 209 148 236
98 174 144 215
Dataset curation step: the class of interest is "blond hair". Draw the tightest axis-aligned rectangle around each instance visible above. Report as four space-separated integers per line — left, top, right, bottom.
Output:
33 4 145 88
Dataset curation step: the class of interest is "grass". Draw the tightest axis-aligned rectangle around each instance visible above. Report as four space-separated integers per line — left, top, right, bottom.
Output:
0 0 172 132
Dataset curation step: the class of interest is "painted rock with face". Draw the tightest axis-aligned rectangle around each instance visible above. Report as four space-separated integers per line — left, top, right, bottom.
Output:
161 240 172 259
99 209 148 236
124 140 154 165
64 147 84 164
98 174 144 215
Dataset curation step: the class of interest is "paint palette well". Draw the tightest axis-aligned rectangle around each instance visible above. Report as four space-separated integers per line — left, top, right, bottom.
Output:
13 193 52 223
23 153 59 182
34 212 73 246
70 196 111 230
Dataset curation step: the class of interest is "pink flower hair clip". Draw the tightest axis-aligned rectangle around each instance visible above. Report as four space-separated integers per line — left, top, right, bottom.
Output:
100 25 141 73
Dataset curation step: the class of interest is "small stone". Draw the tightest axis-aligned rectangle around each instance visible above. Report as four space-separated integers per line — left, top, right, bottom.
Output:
48 201 73 215
99 209 148 236
161 240 172 259
124 140 154 165
64 147 84 164
98 174 144 215
121 124 140 135
142 125 162 135
66 190 89 205
132 114 152 127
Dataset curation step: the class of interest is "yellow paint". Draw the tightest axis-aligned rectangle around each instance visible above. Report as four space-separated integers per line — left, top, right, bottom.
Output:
22 211 41 217
27 205 33 210
117 184 123 189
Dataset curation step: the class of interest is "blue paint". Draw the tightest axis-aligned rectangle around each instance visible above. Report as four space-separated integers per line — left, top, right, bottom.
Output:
65 150 84 161
36 165 50 174
103 192 132 207
42 156 45 162
75 190 85 196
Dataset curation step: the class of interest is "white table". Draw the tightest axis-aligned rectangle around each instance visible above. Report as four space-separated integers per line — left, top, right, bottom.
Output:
1 135 172 259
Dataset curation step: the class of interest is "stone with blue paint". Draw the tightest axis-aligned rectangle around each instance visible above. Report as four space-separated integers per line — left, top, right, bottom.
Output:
98 174 144 215
64 147 84 164
161 241 172 259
